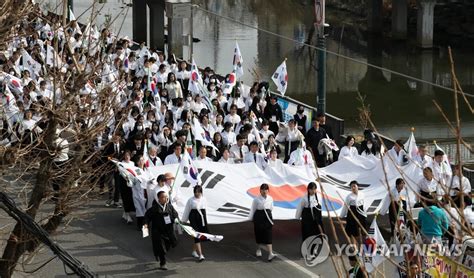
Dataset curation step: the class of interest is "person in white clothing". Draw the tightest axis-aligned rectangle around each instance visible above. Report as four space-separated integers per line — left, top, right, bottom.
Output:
416 167 438 205
413 145 433 169
147 146 163 167
248 183 276 262
221 122 236 146
218 148 234 164
267 149 284 170
181 185 208 261
244 141 267 170
224 104 241 128
164 143 183 165
288 141 315 167
196 146 213 162
132 156 150 230
340 181 367 243
448 165 471 207
387 140 408 166
259 120 274 144
295 182 323 241
432 150 452 190
229 134 248 163
338 136 358 160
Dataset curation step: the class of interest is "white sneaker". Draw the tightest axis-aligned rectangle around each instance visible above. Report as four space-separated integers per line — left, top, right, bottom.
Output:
126 215 133 224
268 253 276 262
192 251 199 258
256 249 262 257
199 254 205 261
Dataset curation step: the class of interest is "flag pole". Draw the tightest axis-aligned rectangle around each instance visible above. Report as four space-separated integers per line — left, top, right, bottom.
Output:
170 153 183 193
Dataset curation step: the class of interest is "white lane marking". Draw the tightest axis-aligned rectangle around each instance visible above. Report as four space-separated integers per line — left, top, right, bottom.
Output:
275 252 320 278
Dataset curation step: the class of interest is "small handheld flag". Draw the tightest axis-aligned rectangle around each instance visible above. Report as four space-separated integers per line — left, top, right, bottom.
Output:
271 59 288 95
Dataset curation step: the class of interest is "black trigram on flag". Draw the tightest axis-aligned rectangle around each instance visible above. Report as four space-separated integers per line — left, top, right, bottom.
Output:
366 199 382 214
216 202 250 218
180 168 225 189
319 175 370 191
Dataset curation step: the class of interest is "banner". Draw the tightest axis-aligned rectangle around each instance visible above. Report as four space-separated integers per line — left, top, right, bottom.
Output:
146 155 424 224
424 254 474 278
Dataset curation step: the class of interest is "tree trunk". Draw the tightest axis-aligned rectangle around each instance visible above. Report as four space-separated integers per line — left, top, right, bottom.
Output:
0 119 57 278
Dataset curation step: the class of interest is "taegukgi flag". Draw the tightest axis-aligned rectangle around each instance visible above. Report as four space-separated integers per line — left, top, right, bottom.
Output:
188 58 203 94
180 151 201 186
233 42 244 78
271 59 288 95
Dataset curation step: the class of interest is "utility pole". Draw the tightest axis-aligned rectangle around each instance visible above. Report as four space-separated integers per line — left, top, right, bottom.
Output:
315 0 326 114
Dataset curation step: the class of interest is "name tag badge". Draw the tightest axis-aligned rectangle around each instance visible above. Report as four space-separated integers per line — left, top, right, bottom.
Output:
164 215 172 224
271 116 276 122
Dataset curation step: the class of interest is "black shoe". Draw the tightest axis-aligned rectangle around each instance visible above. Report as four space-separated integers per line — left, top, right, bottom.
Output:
159 264 168 270
105 199 112 207
113 202 122 208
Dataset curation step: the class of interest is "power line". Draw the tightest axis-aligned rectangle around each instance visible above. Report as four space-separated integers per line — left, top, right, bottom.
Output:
191 4 474 98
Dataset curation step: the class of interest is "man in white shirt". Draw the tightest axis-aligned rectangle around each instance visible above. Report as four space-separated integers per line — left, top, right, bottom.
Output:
244 141 267 170
380 178 407 235
164 143 182 165
432 150 452 190
229 134 248 163
196 146 213 162
449 164 471 207
414 145 433 169
148 146 163 167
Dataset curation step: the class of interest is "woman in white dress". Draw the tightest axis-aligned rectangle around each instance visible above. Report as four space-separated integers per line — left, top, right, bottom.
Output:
338 135 358 160
119 151 135 224
165 72 183 104
248 183 276 262
132 155 149 230
181 185 209 261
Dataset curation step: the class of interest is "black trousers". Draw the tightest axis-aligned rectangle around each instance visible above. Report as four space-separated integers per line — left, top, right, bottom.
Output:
109 172 121 202
152 235 173 266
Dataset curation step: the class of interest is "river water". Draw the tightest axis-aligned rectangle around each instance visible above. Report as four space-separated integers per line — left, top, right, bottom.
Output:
43 0 474 141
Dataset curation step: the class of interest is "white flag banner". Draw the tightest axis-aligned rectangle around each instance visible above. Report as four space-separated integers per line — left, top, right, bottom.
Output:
145 154 423 224
233 42 244 78
404 132 418 159
188 58 203 94
363 218 390 273
21 49 42 78
271 60 288 95
69 8 76 21
192 117 219 152
46 44 61 67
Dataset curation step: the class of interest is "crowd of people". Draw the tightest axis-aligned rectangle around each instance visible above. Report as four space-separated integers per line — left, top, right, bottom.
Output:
0 7 472 273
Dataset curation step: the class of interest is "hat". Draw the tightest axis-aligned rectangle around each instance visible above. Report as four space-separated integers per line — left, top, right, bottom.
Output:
164 172 175 181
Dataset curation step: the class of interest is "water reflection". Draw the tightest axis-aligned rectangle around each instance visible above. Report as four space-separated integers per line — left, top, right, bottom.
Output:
44 0 474 140
193 0 473 140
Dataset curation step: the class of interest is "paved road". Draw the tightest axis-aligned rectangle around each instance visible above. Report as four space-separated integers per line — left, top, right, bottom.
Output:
1 197 397 277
